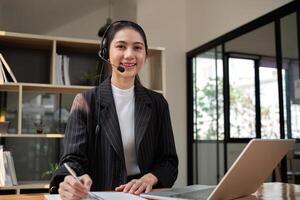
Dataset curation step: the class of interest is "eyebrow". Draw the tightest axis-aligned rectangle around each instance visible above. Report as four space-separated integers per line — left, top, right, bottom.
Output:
114 40 145 46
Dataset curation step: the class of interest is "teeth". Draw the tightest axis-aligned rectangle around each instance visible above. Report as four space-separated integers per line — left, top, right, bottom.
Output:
122 63 135 67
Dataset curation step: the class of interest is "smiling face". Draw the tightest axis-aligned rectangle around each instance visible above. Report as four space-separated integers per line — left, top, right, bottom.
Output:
109 28 146 82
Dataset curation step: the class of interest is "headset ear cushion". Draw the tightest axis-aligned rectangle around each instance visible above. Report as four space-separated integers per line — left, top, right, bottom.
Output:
102 47 108 59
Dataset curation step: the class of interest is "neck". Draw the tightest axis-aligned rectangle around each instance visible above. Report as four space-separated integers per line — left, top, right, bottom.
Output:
111 74 135 89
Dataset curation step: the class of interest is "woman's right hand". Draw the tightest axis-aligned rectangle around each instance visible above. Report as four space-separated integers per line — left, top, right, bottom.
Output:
58 174 92 200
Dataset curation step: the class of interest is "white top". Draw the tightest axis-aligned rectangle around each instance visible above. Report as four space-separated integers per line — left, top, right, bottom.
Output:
111 84 140 176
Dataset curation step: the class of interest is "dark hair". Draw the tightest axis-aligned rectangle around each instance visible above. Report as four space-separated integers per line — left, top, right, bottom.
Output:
101 20 148 59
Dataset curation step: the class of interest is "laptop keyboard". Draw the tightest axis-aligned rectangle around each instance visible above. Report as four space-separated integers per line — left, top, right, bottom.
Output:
170 187 216 200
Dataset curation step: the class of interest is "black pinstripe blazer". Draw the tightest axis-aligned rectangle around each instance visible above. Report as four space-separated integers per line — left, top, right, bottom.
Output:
49 77 178 193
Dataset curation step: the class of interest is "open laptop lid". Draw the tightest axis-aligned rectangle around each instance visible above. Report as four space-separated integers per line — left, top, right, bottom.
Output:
208 139 294 200
141 139 294 200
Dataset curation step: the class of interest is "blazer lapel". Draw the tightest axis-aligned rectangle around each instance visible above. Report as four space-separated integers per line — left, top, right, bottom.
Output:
97 78 125 165
135 83 152 154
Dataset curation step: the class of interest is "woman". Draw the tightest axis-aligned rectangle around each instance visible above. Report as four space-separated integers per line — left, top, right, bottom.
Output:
50 20 178 200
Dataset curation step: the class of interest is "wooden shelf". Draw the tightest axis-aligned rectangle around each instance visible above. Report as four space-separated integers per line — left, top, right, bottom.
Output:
0 181 49 194
0 181 49 190
0 83 94 94
0 133 64 138
148 47 165 56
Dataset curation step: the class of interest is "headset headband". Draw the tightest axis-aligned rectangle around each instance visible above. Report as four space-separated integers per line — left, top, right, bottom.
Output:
99 20 146 59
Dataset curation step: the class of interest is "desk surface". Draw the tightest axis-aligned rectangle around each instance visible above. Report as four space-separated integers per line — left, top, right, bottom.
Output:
0 182 299 200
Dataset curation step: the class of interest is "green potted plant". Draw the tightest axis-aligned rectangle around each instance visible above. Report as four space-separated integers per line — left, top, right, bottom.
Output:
42 163 59 179
81 71 98 86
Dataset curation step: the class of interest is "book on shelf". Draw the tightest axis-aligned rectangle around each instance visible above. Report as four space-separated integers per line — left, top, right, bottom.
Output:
6 151 17 186
0 146 5 187
0 53 17 84
55 54 70 85
0 61 5 84
3 151 12 186
0 147 18 187
63 56 70 85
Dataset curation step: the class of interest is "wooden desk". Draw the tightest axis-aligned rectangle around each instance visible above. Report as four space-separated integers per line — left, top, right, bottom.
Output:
0 183 299 200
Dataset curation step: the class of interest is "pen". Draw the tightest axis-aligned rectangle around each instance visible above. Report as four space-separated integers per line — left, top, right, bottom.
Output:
64 163 103 200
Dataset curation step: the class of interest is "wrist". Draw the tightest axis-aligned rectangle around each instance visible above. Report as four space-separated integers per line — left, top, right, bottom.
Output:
147 173 158 185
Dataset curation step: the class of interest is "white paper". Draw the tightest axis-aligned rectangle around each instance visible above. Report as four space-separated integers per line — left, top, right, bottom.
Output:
45 192 146 200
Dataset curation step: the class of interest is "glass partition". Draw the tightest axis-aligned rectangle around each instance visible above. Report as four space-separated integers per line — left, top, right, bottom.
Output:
280 13 300 139
225 22 278 139
193 46 224 140
192 46 224 184
187 1 299 184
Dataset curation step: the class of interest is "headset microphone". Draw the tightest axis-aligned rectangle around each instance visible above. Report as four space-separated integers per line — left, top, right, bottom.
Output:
98 53 125 73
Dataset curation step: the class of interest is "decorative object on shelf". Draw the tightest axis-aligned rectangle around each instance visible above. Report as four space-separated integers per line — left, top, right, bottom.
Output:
81 70 99 86
80 61 100 86
0 121 9 133
0 113 9 133
42 163 58 179
0 53 17 84
34 121 44 134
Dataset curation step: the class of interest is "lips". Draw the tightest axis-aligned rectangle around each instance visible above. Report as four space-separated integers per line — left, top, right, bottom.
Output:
121 63 136 68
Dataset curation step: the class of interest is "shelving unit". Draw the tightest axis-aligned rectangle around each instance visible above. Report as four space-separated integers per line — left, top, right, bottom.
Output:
0 30 166 193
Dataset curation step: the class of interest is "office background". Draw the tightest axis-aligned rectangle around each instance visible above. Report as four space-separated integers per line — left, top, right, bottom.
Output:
0 0 294 188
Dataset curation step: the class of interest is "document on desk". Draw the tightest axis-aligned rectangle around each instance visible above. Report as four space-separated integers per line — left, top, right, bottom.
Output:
45 192 146 200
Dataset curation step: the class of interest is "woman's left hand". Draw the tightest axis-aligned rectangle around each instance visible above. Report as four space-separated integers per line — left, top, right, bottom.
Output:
115 173 158 195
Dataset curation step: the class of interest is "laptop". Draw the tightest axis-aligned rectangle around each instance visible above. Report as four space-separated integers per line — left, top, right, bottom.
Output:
141 139 295 200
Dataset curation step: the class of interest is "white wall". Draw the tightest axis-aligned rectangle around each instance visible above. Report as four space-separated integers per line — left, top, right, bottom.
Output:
137 0 187 187
0 0 105 36
46 7 108 39
0 5 3 27
47 0 137 39
0 0 136 39
186 0 293 51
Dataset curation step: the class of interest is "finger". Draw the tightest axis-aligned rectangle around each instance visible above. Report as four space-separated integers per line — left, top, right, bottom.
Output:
145 184 153 193
59 193 69 200
62 191 82 200
61 177 88 198
59 182 78 199
134 183 148 195
69 181 88 195
80 174 93 190
129 180 143 194
115 184 125 191
123 180 136 193
59 185 82 200
65 176 88 194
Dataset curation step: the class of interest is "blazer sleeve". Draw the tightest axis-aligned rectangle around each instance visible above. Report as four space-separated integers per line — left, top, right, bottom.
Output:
151 95 178 187
49 93 89 193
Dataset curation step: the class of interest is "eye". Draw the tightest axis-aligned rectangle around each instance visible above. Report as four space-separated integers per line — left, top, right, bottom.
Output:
134 45 144 51
116 44 126 49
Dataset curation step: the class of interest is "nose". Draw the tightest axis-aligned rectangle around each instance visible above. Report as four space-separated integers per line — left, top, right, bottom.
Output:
124 48 134 59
